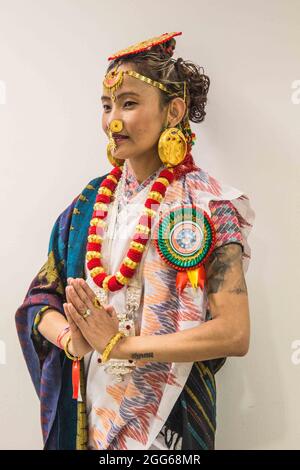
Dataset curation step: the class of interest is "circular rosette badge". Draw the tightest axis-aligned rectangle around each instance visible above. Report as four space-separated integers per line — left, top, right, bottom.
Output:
153 204 216 271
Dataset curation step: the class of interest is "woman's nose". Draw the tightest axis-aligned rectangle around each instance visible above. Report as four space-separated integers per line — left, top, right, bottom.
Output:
107 119 124 134
108 118 124 134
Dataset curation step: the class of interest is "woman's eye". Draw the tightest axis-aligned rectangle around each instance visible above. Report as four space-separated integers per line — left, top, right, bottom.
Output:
102 101 136 112
124 101 136 107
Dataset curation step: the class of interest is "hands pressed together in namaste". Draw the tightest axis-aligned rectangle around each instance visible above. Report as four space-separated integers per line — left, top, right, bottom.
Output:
63 277 120 357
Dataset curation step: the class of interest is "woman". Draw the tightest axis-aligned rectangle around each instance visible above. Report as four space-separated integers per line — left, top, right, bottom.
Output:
15 32 255 450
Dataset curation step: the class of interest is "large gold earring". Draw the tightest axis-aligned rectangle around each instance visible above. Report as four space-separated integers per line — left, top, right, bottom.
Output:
158 127 187 168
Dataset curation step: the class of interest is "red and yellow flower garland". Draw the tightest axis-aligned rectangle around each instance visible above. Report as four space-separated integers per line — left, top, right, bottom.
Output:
86 164 175 292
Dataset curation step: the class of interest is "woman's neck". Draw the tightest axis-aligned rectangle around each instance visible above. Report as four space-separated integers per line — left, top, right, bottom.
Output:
126 154 163 184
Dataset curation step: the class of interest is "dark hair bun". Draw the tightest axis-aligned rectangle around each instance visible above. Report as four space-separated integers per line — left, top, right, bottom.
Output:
175 58 210 123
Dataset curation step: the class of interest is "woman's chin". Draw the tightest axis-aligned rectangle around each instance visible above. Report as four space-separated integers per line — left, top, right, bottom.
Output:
112 147 131 159
112 151 127 160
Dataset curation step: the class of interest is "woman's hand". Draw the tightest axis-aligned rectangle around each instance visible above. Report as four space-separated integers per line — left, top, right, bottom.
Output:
64 277 120 354
63 283 94 357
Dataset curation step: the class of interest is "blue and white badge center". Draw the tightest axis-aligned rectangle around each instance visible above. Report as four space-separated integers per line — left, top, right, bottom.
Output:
153 204 216 293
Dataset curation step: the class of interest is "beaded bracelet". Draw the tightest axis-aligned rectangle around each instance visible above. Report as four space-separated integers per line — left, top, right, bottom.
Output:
101 332 125 363
64 336 83 361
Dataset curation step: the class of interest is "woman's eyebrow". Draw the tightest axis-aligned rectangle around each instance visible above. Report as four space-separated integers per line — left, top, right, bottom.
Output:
101 91 140 101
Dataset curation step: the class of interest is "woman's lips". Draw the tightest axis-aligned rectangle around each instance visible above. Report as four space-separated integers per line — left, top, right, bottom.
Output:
114 136 129 143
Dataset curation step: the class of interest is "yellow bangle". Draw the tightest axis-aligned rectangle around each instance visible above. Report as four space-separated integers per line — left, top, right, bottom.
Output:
33 305 51 337
64 336 83 361
101 332 125 363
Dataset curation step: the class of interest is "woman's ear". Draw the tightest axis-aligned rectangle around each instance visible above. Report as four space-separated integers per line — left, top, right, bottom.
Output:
167 97 187 127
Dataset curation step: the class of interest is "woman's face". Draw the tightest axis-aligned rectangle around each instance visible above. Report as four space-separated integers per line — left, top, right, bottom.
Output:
101 62 168 162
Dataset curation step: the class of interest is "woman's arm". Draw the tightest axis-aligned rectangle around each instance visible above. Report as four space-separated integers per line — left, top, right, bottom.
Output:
111 243 250 363
37 309 70 349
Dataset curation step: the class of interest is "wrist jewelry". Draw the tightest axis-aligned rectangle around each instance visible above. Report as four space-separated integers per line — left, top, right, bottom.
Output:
56 325 70 349
64 336 83 361
63 336 83 401
101 332 125 363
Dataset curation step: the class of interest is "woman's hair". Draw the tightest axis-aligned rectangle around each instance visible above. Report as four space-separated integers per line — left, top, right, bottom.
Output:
106 37 210 125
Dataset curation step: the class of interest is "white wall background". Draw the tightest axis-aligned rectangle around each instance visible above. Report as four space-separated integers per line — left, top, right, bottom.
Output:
0 0 299 450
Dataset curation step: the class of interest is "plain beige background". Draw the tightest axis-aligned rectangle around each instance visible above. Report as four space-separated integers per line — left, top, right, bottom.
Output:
0 0 299 450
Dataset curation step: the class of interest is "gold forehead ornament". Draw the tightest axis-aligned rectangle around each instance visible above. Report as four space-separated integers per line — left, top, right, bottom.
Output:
103 67 170 102
103 31 185 102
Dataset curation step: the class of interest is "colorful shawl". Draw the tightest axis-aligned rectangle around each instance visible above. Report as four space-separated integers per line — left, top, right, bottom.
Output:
15 164 255 450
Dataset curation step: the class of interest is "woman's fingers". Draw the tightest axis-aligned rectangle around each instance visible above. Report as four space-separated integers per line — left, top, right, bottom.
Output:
63 303 78 332
71 278 103 308
65 284 91 316
66 302 88 335
74 279 95 308
68 278 107 316
65 282 84 317
78 279 99 302
65 285 72 304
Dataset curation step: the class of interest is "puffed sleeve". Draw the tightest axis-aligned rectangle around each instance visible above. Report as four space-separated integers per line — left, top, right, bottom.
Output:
207 194 255 274
208 199 244 251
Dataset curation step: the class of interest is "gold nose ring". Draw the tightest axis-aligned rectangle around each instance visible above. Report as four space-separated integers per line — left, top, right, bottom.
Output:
109 119 123 133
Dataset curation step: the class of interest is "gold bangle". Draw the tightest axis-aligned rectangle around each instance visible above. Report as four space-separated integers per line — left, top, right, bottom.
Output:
64 336 83 361
101 332 125 363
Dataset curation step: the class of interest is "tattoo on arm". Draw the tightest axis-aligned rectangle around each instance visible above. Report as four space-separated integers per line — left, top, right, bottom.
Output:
131 352 154 360
204 243 248 296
